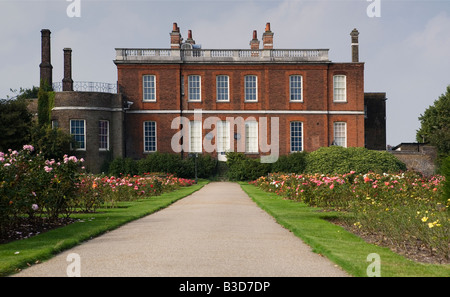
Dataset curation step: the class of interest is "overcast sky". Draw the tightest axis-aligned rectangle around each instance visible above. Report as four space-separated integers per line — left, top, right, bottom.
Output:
0 0 449 147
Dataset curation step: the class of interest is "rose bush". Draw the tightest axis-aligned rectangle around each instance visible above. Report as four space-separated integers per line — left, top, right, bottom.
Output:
251 171 449 262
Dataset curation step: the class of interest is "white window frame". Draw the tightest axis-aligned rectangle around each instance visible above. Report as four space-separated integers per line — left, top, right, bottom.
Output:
70 119 86 151
143 75 156 102
99 120 109 151
217 121 230 153
189 120 202 153
245 121 258 153
290 121 303 152
333 75 347 102
143 121 157 152
188 75 201 102
216 75 230 102
244 75 258 102
289 75 303 102
334 122 347 147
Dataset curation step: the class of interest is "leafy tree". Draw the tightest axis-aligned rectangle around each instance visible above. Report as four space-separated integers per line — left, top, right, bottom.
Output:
416 85 450 163
0 98 33 151
30 125 74 161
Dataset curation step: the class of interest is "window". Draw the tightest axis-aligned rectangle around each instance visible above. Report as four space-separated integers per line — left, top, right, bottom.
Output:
188 75 201 101
70 119 86 150
334 122 347 147
143 75 156 101
333 75 347 102
144 121 157 152
244 75 258 102
245 121 258 153
99 120 109 151
217 121 230 153
216 75 229 101
289 75 303 101
290 121 303 152
189 121 202 153
51 120 59 129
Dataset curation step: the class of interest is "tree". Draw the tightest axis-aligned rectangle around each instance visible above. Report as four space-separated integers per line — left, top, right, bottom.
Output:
416 85 450 164
0 98 33 151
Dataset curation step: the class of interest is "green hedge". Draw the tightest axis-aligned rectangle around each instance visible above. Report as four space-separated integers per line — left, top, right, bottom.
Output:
225 147 407 181
441 155 450 201
107 152 217 179
304 146 407 174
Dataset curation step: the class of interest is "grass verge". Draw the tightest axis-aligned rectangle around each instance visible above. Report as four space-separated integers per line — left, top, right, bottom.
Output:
0 180 208 277
240 182 450 277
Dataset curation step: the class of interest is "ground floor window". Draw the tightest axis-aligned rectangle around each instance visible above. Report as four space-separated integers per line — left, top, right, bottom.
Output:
99 120 109 151
189 120 202 153
245 121 258 153
290 121 303 152
70 119 86 150
334 122 347 147
144 121 157 152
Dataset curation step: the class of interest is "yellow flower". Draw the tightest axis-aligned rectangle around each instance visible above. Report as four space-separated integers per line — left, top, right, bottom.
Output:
421 217 428 222
428 223 434 228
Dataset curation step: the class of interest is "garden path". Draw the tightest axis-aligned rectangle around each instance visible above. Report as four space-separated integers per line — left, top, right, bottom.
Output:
13 182 348 277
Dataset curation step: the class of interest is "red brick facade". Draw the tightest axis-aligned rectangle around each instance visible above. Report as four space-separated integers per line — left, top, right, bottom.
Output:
115 23 366 161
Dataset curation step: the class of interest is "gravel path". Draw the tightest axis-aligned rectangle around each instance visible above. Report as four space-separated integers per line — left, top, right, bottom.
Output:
13 182 349 277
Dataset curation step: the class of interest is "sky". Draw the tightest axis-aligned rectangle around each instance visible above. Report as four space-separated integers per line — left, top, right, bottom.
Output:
0 0 449 147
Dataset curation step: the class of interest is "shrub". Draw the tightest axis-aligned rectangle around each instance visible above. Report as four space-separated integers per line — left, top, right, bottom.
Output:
441 155 450 201
108 157 138 176
272 151 308 173
304 146 407 174
226 152 271 181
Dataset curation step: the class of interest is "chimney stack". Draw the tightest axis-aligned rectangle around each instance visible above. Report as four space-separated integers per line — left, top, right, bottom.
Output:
185 30 195 45
39 29 53 88
350 28 359 62
250 30 260 50
170 22 182 49
262 22 274 49
63 48 73 91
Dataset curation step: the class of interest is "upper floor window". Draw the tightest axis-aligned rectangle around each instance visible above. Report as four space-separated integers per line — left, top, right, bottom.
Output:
143 75 156 101
99 120 109 151
143 121 157 152
289 75 303 102
333 75 347 102
333 122 347 147
244 75 258 102
70 119 86 151
290 121 303 152
188 75 201 101
216 75 229 101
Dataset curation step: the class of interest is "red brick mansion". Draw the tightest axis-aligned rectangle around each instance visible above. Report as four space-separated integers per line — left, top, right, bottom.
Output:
39 23 386 172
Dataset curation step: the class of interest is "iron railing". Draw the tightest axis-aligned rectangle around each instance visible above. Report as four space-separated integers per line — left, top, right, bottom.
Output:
52 81 117 93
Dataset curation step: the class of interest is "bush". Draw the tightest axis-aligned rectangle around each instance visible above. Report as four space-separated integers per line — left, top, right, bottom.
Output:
441 155 450 201
108 157 138 176
305 146 407 174
226 152 271 181
272 151 308 174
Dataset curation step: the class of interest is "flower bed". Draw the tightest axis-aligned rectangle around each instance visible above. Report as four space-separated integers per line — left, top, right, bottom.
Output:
251 171 449 263
0 145 195 243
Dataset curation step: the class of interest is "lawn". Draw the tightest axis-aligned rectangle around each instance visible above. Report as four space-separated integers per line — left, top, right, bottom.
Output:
240 182 450 277
0 180 208 277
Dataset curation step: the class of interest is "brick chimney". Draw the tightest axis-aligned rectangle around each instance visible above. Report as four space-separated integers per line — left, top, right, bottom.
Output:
350 28 359 62
39 29 53 88
63 48 74 91
185 30 195 45
262 23 273 49
170 22 182 49
250 30 260 50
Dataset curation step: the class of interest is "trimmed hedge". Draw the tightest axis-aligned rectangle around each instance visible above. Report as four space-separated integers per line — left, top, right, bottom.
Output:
304 146 407 174
107 152 217 179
